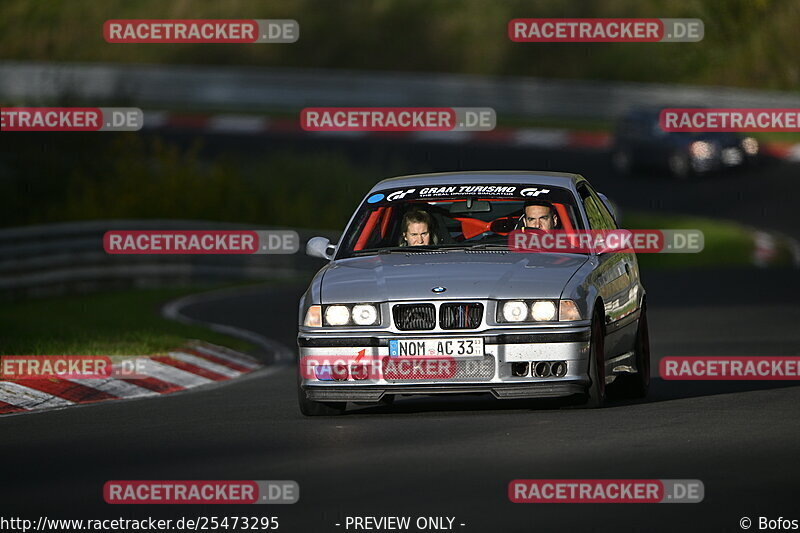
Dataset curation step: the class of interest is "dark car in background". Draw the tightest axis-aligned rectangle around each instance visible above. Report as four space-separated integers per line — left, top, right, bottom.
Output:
611 107 760 179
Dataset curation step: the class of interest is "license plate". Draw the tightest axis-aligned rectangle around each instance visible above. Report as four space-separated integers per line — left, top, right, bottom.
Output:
389 338 484 358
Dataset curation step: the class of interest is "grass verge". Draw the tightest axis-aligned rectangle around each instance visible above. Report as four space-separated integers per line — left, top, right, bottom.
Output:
0 286 259 355
623 211 795 269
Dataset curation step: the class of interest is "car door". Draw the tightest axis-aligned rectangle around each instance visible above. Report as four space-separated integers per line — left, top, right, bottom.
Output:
577 183 640 361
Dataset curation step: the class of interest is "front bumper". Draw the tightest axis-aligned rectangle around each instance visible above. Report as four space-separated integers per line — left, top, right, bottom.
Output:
297 327 591 402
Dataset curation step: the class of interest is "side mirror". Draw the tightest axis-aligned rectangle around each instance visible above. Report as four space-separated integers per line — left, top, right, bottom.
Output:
306 237 336 260
597 193 620 224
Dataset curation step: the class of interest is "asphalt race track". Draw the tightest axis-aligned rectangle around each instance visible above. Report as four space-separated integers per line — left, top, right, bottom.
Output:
2 137 799 532
2 267 800 533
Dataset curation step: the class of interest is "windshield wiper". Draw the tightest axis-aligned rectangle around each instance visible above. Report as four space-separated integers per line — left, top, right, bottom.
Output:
377 247 439 254
442 243 509 251
349 247 440 256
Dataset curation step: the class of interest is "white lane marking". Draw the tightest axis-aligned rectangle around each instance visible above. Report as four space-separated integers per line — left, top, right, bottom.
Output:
167 351 242 378
0 382 73 409
65 377 157 399
133 358 213 388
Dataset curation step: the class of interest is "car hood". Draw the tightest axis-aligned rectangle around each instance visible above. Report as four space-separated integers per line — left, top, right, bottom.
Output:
320 251 588 302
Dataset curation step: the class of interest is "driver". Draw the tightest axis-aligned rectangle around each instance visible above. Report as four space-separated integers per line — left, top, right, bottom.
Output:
522 200 559 231
400 209 438 246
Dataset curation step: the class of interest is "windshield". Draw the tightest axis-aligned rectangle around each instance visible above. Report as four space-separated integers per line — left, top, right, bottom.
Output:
337 183 584 258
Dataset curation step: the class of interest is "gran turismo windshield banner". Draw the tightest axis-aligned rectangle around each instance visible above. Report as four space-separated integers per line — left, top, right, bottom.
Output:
366 184 557 204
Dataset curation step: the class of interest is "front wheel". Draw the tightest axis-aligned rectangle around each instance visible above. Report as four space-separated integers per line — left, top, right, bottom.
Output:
612 305 651 399
583 311 607 408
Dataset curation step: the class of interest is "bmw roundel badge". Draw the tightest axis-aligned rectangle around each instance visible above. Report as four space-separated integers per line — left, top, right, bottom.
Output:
432 286 446 293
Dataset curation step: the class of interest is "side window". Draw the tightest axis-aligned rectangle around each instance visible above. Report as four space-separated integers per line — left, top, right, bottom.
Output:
578 185 606 231
588 189 618 230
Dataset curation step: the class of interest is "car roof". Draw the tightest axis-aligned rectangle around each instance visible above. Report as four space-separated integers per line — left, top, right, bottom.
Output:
369 171 584 193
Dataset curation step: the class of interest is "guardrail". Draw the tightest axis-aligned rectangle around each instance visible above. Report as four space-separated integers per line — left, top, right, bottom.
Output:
2 61 800 120
0 220 338 299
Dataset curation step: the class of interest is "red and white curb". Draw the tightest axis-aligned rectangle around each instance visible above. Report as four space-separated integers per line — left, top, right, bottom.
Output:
0 341 261 416
142 111 800 161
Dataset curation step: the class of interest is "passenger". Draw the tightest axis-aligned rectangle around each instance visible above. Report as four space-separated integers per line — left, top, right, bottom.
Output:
522 200 560 231
400 209 438 246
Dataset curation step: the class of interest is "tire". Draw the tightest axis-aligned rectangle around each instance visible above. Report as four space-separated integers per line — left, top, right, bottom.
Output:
380 394 396 406
297 369 346 416
583 311 607 408
612 305 651 399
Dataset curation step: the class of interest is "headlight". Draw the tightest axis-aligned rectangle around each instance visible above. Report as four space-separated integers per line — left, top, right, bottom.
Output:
303 305 322 327
317 303 381 327
502 301 528 322
324 305 351 326
741 136 759 155
498 299 583 323
352 304 379 326
689 141 714 159
530 301 557 322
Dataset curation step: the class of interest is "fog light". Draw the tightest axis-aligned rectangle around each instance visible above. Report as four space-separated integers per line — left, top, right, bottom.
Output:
332 362 349 381
350 364 369 380
533 361 552 377
511 362 530 377
314 364 333 381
